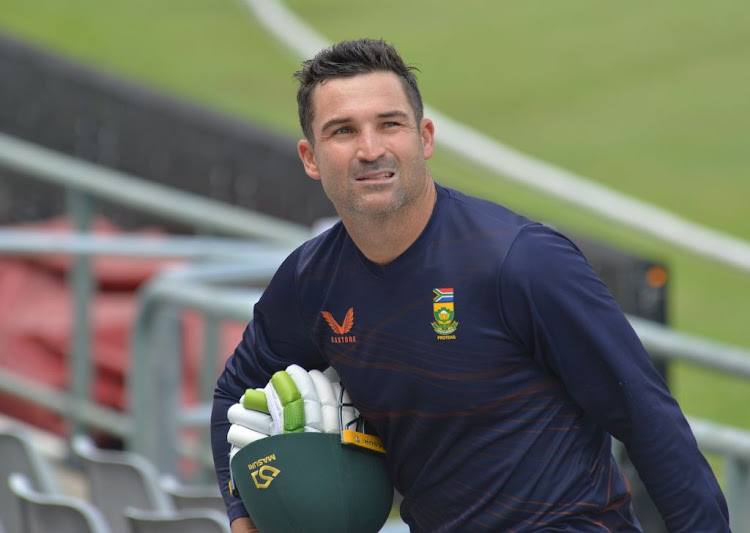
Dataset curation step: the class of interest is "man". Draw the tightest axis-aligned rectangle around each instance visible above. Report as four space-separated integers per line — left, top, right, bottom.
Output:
212 38 730 532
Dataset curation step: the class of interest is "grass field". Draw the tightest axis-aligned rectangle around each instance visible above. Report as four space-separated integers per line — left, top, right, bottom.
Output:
1 0 748 441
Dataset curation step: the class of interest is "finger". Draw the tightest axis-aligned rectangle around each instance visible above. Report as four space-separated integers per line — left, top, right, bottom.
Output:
266 370 304 433
287 365 324 432
309 369 339 433
229 444 240 463
227 424 267 448
322 366 340 382
227 404 272 435
240 388 269 413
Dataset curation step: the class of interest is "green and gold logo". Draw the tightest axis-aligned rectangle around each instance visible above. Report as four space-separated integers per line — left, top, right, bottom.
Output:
248 454 280 489
431 288 458 339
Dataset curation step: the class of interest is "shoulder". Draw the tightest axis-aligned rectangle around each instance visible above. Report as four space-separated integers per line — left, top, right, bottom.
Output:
501 222 607 304
267 220 352 300
439 185 535 231
506 223 584 268
433 185 548 268
295 219 349 272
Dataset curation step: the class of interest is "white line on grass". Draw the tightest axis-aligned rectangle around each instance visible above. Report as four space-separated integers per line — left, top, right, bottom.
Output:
243 0 750 273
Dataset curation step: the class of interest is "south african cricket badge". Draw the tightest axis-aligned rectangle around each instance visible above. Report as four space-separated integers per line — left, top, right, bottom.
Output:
431 288 458 339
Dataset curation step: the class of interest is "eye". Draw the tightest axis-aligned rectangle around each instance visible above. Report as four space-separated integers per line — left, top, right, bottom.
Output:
333 126 354 135
382 121 400 128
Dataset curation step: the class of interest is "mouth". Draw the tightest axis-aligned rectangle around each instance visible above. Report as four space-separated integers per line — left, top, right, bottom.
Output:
356 171 395 181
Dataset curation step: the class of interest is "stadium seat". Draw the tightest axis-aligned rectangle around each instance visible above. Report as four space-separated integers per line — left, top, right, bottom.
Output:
123 507 229 533
71 434 172 533
158 474 225 514
0 428 59 533
7 473 111 533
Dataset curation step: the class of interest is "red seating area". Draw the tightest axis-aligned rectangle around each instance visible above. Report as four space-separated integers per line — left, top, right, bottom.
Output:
0 217 246 436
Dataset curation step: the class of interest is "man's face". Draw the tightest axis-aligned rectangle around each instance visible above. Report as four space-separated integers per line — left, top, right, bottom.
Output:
297 71 434 219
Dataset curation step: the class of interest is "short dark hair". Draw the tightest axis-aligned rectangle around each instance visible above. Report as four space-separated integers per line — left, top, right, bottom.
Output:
294 38 424 143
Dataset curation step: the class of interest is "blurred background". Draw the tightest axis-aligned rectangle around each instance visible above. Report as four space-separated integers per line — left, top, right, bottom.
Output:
0 1 748 531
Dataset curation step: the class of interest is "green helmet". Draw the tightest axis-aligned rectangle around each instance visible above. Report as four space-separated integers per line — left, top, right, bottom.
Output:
230 432 394 533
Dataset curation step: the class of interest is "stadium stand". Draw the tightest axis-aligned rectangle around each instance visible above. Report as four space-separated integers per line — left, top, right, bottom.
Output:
0 32 333 232
7 473 111 533
0 215 245 437
123 507 230 533
71 434 174 533
158 474 225 514
1 417 237 533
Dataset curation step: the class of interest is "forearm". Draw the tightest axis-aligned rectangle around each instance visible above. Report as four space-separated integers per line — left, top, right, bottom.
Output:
623 416 729 532
213 382 262 525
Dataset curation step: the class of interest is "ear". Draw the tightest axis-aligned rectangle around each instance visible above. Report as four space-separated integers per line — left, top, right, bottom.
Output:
297 139 321 180
420 118 435 160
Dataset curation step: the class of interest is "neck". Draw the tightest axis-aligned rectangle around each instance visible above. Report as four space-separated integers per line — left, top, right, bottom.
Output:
342 178 437 266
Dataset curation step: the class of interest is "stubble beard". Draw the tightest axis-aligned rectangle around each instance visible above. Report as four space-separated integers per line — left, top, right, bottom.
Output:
337 156 426 220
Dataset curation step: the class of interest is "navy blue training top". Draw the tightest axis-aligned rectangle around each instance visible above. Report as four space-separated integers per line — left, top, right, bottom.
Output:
212 184 729 532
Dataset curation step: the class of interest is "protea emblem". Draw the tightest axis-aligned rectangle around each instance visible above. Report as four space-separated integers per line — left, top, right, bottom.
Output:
431 288 458 336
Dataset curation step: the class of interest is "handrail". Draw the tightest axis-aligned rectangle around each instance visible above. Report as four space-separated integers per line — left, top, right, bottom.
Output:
0 130 308 441
129 263 273 470
0 369 132 437
689 418 750 463
0 233 286 440
0 131 309 245
688 417 750 529
0 229 295 258
630 316 750 378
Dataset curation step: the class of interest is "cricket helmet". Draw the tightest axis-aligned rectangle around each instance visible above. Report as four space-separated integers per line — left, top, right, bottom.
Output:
230 431 393 533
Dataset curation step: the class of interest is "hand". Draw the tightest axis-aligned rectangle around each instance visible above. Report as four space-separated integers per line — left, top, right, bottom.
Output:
227 365 358 450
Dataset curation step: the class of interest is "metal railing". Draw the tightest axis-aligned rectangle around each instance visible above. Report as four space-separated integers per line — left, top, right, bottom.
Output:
0 230 289 433
2 132 750 529
0 131 308 438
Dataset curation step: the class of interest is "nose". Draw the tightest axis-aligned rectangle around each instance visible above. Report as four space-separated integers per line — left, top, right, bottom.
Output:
356 127 386 162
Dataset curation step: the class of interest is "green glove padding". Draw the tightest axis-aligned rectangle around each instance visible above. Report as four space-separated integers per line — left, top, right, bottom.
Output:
240 388 269 413
268 370 305 433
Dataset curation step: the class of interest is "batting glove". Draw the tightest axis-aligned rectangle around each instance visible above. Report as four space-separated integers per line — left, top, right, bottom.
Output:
226 365 357 450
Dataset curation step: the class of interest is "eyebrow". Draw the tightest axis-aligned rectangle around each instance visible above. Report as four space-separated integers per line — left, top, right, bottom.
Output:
320 110 412 134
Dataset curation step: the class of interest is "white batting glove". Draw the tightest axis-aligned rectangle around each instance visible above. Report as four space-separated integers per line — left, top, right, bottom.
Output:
226 365 358 450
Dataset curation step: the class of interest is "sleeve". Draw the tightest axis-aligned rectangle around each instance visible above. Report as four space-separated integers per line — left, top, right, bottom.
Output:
499 223 730 532
210 246 328 523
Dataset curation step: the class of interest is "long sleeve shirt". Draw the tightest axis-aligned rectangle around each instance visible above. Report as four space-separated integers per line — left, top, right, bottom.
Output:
212 184 729 532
